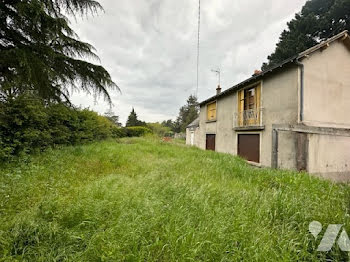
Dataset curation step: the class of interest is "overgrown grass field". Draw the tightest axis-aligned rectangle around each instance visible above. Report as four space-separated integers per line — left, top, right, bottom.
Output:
1 137 349 261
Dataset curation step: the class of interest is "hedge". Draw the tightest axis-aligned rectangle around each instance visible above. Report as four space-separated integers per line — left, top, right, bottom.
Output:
125 126 152 137
111 126 152 138
0 95 152 161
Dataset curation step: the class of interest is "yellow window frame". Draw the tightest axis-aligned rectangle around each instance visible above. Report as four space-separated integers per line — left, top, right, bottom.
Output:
207 101 217 121
237 83 261 126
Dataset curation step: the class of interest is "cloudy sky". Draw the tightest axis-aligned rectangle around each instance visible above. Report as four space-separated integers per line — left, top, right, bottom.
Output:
70 0 307 125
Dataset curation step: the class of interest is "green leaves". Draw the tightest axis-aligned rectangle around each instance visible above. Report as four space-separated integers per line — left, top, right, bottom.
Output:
262 0 350 71
0 95 114 160
126 108 147 127
176 95 199 132
0 0 117 104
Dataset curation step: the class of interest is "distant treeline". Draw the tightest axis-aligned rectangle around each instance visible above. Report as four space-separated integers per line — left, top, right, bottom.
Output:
0 94 151 161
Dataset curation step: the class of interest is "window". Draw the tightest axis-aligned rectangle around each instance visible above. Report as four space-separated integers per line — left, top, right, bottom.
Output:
238 84 261 126
244 88 255 110
207 101 217 121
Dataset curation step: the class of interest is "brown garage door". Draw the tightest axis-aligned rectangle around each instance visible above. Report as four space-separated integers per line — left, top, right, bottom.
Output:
238 134 260 163
206 134 216 151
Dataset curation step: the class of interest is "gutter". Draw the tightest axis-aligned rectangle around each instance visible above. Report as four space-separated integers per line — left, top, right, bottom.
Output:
295 59 304 123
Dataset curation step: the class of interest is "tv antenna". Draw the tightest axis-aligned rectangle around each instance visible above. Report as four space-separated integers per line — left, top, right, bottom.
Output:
211 68 221 86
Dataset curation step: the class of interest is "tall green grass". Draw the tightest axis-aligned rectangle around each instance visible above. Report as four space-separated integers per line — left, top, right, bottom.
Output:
0 137 349 261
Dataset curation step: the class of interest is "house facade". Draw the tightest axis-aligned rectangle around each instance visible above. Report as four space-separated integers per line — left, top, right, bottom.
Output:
186 117 200 147
186 31 350 182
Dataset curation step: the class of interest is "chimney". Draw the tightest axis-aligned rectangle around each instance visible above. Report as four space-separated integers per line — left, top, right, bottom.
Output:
216 85 222 95
253 69 262 76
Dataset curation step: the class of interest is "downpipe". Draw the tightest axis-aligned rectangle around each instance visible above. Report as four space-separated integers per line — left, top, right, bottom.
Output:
295 59 304 123
272 59 305 169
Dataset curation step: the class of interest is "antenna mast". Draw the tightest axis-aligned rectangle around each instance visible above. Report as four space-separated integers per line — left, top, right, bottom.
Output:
195 0 201 98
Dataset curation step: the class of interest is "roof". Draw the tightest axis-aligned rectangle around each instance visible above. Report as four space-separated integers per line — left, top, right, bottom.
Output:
187 117 199 128
200 30 350 106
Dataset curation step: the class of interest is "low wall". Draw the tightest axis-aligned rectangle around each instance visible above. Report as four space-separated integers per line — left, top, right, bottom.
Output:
308 133 350 182
272 124 350 182
174 133 186 140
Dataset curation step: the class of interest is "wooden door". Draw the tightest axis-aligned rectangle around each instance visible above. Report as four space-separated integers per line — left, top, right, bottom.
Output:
206 134 216 151
238 134 260 163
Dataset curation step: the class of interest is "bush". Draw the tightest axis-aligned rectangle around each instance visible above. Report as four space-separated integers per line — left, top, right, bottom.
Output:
146 122 172 137
0 95 51 157
125 126 152 137
47 103 79 145
111 126 152 139
77 110 113 142
0 95 158 161
0 94 157 161
164 131 174 138
111 127 127 138
0 95 116 161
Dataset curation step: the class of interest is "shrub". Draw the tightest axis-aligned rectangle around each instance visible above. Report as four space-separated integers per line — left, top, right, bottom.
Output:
77 110 113 142
0 95 156 161
147 122 172 137
164 131 174 138
0 95 51 157
47 103 78 145
0 95 117 161
111 127 127 138
125 126 152 137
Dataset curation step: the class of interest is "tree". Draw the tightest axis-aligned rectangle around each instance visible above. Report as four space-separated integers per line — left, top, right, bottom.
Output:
0 0 118 103
147 122 172 137
262 0 350 71
104 109 122 127
126 108 146 127
175 95 199 132
161 119 176 131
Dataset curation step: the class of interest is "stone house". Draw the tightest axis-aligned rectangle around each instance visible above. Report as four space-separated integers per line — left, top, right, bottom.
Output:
186 117 200 146
186 31 350 182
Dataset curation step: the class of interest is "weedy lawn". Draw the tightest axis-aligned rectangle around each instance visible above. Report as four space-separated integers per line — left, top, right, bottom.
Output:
0 137 349 261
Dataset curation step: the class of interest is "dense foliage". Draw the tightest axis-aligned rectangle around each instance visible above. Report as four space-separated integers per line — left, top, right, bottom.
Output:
161 119 178 132
0 0 123 160
0 0 117 103
262 0 350 70
161 95 199 133
0 95 150 161
175 95 199 132
125 108 146 127
125 126 152 137
147 122 173 137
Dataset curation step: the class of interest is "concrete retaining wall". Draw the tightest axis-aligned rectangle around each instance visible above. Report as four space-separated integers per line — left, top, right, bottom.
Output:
308 133 350 182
